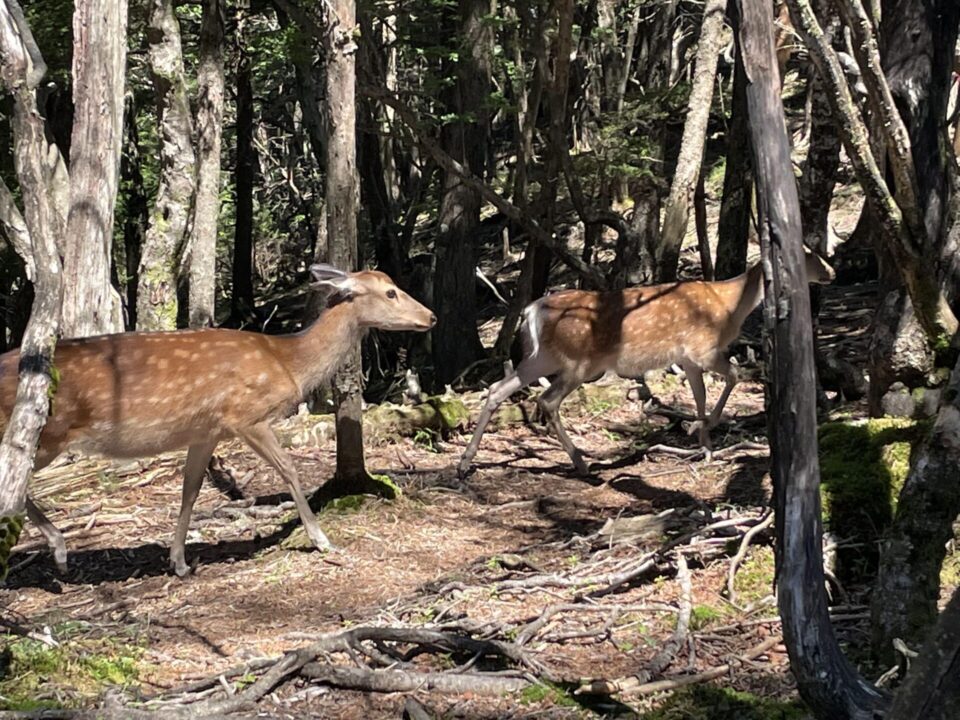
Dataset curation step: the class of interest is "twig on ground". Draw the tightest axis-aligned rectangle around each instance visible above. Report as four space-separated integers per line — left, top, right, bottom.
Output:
578 635 782 696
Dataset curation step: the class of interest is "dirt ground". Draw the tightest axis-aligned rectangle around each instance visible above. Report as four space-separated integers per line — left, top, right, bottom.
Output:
0 276 883 719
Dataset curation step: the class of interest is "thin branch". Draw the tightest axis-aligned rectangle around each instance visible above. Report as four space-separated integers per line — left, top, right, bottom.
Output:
360 84 607 289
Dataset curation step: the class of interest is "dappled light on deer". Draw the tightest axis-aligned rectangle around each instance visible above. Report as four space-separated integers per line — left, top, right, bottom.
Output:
0 265 436 577
458 252 835 477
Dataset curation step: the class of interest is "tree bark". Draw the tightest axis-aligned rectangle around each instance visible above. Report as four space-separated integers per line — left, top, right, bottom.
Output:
738 0 889 716
188 0 225 328
0 0 64 578
715 22 752 281
431 0 492 384
120 95 147 329
138 0 197 330
872 352 960 666
324 0 368 486
231 3 256 322
657 0 728 281
887 586 960 720
61 0 126 338
785 0 957 349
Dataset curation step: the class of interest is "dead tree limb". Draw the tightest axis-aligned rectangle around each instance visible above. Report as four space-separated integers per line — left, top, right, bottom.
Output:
738 0 889 716
301 664 529 695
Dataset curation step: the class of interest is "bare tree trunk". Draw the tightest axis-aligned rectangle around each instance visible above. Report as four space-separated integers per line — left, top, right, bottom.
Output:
657 0 728 281
738 0 889 716
323 0 369 489
61 0 126 338
715 22 752 280
138 0 197 330
231 4 256 322
888 585 960 720
431 0 492 384
188 0 225 328
120 96 147 329
0 0 64 578
872 351 960 666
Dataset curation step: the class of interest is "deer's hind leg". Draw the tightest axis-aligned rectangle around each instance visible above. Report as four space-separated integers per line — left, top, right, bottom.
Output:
25 446 67 573
537 375 589 476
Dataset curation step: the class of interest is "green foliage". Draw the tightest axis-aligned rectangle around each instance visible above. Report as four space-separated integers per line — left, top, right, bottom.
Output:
689 604 725 631
0 514 24 581
641 686 806 720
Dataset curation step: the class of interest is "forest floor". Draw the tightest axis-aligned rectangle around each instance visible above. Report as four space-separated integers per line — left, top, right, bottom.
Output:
0 276 905 719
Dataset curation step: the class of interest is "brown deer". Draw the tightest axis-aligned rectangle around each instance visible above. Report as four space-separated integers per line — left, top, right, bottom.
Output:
1 265 435 576
458 253 835 477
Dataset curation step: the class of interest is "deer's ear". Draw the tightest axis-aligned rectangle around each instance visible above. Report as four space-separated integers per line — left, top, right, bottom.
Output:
310 264 356 296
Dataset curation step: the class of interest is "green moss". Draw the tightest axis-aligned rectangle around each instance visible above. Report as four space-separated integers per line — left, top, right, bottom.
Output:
641 686 806 720
733 546 775 604
427 396 469 431
322 494 367 514
0 513 25 581
520 682 577 707
819 418 928 583
0 634 142 710
942 547 960 589
690 604 725 631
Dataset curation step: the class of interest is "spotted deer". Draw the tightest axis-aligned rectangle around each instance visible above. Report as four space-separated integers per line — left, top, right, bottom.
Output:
1 265 436 576
458 253 835 477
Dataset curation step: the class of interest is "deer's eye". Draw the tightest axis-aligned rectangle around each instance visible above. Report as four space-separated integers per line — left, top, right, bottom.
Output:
386 289 397 299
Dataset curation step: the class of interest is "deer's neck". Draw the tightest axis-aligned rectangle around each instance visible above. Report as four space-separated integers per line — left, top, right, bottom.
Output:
278 302 364 395
728 263 766 327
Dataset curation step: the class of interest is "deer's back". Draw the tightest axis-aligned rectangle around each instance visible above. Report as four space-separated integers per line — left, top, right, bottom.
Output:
534 282 735 378
0 329 301 459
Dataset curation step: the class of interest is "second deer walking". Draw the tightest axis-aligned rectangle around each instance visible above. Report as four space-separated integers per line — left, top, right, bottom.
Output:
459 254 835 477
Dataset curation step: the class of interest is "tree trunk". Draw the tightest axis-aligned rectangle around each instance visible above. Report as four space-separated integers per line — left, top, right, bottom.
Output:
188 0 225 328
61 0 126 338
887 586 960 720
737 0 890 716
231 4 256 323
120 95 147 329
138 0 197 330
323 0 368 488
715 23 753 281
657 0 728 281
785 0 957 349
0 0 65 578
872 352 960 666
431 0 492 385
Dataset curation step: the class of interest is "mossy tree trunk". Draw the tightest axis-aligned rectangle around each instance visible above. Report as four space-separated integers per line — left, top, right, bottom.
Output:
872 352 960 666
138 0 197 330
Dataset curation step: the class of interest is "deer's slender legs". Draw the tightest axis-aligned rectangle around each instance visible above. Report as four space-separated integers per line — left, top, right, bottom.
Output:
705 354 738 427
682 362 712 449
170 440 219 577
25 497 67 573
24 448 68 572
238 423 331 552
537 376 589 475
458 353 559 477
